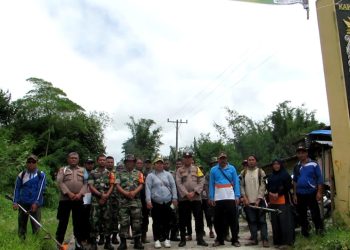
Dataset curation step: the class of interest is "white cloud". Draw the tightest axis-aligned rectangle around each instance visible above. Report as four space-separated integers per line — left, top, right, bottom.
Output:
0 0 329 161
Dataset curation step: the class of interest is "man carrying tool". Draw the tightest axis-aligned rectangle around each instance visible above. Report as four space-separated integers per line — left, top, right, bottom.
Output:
240 155 269 248
13 154 47 240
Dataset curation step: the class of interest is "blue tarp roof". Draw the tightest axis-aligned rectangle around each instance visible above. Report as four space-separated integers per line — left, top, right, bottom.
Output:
309 130 331 135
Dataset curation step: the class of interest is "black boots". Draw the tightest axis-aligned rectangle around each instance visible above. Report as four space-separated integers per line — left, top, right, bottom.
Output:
98 234 105 245
133 236 144 249
112 233 119 244
104 235 114 250
178 237 186 247
117 238 127 250
197 237 209 246
141 232 150 243
90 237 98 250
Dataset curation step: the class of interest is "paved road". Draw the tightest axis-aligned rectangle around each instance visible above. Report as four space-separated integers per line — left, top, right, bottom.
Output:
67 217 275 250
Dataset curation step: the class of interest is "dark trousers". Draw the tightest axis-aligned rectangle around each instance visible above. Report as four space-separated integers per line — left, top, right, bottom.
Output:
202 199 213 229
270 204 295 246
82 204 92 241
169 207 179 238
178 200 204 240
18 204 41 239
141 201 150 235
56 200 85 244
297 192 324 233
214 200 238 243
245 201 268 242
151 200 172 241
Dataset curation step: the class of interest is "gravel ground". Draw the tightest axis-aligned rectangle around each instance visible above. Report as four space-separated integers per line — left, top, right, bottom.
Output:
67 217 276 250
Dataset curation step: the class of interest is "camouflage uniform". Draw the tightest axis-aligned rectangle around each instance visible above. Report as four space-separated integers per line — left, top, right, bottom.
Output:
116 168 144 239
88 168 115 238
109 168 119 235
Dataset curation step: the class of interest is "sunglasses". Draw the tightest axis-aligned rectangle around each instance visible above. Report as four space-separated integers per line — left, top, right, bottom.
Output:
27 160 37 164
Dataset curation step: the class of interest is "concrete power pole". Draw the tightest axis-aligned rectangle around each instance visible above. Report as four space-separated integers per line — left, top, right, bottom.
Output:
167 119 188 160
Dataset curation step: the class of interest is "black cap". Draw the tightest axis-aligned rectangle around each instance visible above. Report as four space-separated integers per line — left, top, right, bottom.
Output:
144 159 151 163
85 158 94 163
296 145 308 152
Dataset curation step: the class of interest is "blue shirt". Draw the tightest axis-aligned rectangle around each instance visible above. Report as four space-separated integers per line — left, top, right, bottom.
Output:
293 159 323 195
13 169 46 206
209 163 240 201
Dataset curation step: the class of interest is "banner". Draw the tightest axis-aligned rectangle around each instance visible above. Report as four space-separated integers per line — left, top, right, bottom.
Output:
335 0 350 117
231 0 309 18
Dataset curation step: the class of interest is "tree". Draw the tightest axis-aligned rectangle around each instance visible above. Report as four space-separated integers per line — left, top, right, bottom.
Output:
122 117 163 160
12 78 84 156
193 133 241 172
269 101 325 158
0 89 14 126
214 101 325 166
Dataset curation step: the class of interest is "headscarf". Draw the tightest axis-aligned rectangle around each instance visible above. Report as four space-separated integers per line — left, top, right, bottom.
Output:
267 159 292 194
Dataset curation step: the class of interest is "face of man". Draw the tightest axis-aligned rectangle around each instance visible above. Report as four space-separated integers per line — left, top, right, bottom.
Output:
68 154 79 167
183 156 192 167
136 159 143 171
296 150 308 162
85 162 94 171
145 162 152 170
26 158 38 172
218 156 227 167
125 160 135 170
97 156 106 168
176 161 183 169
106 158 114 170
164 161 170 171
247 156 257 168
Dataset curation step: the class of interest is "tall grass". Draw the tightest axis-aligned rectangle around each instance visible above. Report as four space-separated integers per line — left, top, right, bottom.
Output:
0 193 72 250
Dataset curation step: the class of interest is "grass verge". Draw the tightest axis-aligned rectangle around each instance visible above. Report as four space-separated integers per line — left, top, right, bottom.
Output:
0 193 72 250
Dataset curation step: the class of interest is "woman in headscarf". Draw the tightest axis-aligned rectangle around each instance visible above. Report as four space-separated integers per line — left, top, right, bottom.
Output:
267 159 295 249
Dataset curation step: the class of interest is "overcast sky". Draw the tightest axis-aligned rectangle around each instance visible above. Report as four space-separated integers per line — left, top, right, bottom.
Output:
0 0 329 161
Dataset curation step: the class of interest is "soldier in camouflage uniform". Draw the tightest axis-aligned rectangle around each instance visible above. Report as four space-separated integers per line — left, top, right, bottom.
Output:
135 159 150 244
116 154 144 250
88 154 115 250
106 156 120 245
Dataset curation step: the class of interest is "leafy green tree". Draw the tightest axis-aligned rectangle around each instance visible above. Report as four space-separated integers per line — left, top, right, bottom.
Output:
269 101 325 158
0 89 14 126
122 116 163 160
214 101 325 166
192 133 241 172
12 78 84 156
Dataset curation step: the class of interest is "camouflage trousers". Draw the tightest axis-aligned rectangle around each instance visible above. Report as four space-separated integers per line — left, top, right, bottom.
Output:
90 199 113 237
109 196 119 234
118 199 142 238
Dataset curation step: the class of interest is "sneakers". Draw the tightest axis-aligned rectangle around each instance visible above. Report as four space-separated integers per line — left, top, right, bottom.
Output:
164 240 171 248
154 240 161 249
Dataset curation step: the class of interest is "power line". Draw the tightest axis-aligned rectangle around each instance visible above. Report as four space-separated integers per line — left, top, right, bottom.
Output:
167 118 188 160
186 53 276 119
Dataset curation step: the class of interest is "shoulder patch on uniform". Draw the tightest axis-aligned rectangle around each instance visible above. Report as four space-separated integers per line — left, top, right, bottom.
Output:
197 167 204 177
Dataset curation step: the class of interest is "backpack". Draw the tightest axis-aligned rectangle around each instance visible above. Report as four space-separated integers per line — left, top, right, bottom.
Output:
240 168 265 185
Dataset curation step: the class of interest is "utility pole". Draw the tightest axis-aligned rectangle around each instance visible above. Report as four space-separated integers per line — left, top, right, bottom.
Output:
167 119 188 160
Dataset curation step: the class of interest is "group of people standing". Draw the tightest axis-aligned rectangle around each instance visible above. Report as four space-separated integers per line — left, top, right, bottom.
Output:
12 145 325 250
